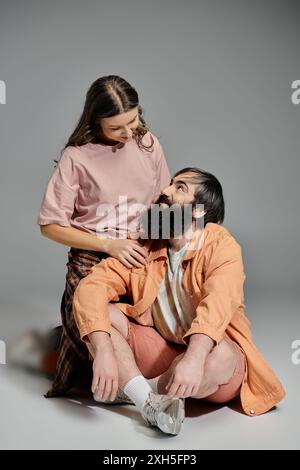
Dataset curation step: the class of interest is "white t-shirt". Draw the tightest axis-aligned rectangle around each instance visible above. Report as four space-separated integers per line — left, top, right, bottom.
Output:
151 241 197 344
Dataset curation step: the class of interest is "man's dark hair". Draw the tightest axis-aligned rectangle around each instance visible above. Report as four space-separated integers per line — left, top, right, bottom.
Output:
173 167 225 226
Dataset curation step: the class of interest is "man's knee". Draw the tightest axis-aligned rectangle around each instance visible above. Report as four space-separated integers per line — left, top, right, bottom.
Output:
108 303 129 339
205 338 237 385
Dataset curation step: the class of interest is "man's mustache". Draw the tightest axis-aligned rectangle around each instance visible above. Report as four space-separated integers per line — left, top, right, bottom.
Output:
139 200 194 239
154 194 172 207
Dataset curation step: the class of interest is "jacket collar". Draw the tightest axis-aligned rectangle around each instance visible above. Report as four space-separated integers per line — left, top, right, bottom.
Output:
143 223 227 263
144 230 205 262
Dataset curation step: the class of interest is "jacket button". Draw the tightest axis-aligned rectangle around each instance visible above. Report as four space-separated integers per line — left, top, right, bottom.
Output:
249 409 255 415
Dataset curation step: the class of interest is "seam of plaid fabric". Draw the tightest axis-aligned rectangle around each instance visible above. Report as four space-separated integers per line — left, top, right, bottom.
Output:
45 249 107 398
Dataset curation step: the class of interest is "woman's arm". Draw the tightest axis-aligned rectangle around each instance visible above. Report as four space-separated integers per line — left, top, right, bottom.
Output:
40 223 110 252
40 223 149 267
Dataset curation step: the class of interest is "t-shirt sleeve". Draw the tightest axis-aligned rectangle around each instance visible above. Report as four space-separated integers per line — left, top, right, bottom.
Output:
37 148 79 227
154 139 171 194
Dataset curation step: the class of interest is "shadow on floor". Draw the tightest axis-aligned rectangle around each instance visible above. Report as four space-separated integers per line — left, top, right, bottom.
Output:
4 364 245 426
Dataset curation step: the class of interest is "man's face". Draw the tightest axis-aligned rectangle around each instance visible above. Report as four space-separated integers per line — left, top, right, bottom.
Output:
140 172 202 239
157 172 199 207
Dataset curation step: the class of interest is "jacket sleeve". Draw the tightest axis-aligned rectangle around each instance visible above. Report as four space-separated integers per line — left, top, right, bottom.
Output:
182 236 246 346
73 257 131 344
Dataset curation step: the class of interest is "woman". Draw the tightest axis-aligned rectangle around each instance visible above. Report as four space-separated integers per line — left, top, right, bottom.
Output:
37 75 171 397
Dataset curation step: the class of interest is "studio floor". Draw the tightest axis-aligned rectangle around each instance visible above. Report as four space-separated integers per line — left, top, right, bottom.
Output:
0 291 299 450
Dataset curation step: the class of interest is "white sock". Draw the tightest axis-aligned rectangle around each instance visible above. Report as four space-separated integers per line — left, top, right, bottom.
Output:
147 376 160 393
123 375 153 410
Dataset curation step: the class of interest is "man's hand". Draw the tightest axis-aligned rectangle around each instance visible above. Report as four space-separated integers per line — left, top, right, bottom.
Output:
92 341 119 402
165 354 205 398
165 334 215 399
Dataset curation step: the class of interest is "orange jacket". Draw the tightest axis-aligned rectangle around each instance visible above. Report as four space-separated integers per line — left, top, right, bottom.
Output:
73 223 286 416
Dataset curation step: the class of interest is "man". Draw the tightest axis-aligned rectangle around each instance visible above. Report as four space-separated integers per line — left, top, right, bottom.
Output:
73 167 285 436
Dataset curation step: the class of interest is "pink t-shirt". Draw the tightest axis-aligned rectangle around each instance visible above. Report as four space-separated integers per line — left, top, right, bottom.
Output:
37 131 171 239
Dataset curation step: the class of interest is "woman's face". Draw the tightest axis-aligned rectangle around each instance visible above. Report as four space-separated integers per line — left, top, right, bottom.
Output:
99 106 140 144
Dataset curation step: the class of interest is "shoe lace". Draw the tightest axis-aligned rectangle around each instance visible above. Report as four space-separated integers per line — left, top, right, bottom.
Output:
143 393 161 425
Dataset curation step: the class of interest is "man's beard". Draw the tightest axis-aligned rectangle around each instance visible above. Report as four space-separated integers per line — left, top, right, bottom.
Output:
139 196 195 240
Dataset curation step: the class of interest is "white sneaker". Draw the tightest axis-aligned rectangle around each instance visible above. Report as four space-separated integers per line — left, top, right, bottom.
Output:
93 388 134 405
141 391 185 435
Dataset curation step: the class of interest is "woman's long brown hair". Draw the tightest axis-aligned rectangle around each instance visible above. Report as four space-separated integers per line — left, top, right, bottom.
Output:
55 75 154 164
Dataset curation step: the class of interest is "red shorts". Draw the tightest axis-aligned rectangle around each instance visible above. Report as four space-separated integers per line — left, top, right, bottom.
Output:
42 319 246 404
126 318 246 404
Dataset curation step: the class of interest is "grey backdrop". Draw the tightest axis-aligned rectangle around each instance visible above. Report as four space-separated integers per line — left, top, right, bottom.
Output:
0 0 299 450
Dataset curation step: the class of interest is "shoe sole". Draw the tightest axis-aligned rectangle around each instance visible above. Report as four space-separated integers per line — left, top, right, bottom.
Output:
157 399 185 435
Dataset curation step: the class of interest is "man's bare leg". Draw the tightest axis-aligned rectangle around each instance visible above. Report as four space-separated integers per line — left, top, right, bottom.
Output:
156 339 238 399
88 304 185 435
99 304 237 401
87 304 143 389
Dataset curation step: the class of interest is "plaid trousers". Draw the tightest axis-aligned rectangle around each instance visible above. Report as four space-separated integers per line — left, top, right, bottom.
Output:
44 247 108 398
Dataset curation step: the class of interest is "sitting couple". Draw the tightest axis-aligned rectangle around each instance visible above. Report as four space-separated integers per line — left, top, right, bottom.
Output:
72 166 285 436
